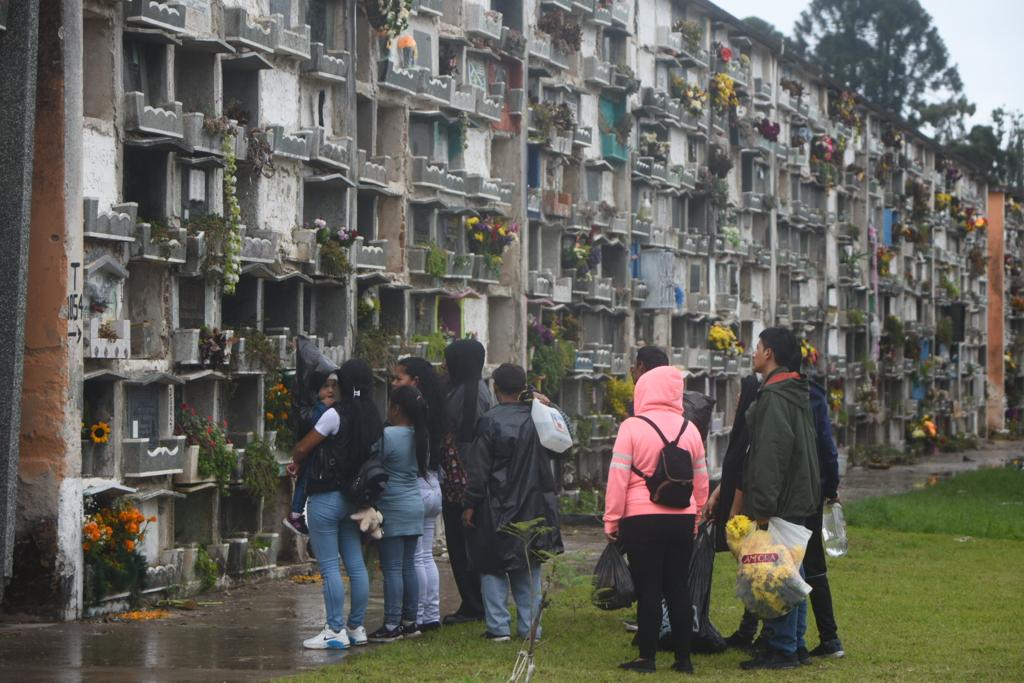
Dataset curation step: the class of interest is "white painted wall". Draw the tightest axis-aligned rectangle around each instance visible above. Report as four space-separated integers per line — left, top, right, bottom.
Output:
464 128 490 176
83 127 119 212
259 68 300 128
257 162 300 233
463 296 489 350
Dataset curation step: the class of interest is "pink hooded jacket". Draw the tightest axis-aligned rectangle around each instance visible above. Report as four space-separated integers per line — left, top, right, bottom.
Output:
603 365 709 536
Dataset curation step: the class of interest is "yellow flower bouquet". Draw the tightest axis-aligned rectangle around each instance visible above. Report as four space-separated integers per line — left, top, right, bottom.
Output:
729 515 813 619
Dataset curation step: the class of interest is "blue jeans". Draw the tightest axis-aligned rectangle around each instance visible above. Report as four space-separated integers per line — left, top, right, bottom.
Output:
481 565 542 639
291 463 309 515
379 535 420 628
307 491 369 632
766 565 808 655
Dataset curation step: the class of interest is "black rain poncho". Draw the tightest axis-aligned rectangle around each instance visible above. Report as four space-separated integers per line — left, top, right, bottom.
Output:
463 402 564 575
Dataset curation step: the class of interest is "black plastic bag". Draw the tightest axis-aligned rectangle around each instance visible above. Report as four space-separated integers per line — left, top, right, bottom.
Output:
688 521 727 653
683 391 716 444
592 542 635 611
657 522 727 652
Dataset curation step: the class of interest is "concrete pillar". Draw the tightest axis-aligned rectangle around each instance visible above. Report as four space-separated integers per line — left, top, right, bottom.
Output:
987 191 1006 433
0 0 40 606
6 0 84 620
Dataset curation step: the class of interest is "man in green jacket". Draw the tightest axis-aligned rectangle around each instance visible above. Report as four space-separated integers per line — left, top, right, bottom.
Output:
740 327 820 671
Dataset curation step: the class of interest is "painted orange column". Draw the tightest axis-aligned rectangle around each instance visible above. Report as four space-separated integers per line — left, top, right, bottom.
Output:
987 191 1005 433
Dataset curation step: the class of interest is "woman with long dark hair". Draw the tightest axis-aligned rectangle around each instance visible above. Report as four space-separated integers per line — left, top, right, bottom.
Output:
441 339 493 625
369 385 428 642
291 359 383 650
392 357 447 631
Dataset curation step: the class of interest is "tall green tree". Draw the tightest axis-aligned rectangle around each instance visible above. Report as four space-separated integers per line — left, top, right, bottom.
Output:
791 0 974 141
741 16 785 46
946 109 1024 192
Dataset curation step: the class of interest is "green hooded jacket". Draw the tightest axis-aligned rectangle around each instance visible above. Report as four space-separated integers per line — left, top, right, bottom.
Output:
743 369 821 520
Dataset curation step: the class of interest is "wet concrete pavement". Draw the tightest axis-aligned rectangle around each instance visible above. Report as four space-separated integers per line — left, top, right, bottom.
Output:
0 441 1018 682
839 439 1021 502
0 525 607 683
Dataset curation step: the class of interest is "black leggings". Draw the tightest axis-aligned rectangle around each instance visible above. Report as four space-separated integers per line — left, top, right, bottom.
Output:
621 514 695 662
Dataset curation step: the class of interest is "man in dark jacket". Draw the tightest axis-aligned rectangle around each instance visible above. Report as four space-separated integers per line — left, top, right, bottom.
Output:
462 364 563 642
740 327 820 671
630 345 715 442
805 375 845 659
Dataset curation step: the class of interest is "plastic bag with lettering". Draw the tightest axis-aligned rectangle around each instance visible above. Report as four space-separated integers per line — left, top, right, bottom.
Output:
730 515 812 619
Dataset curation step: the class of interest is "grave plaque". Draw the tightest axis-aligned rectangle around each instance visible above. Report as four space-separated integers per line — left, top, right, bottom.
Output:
125 385 161 446
179 278 206 329
639 250 677 310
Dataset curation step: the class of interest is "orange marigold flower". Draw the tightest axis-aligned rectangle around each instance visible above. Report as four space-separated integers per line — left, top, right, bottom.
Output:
124 540 135 551
148 516 157 523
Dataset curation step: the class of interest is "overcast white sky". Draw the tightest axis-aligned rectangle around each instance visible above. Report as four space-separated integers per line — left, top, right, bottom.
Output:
716 0 1024 131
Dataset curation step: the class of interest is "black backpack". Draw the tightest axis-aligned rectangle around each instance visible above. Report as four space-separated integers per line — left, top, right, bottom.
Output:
630 416 695 508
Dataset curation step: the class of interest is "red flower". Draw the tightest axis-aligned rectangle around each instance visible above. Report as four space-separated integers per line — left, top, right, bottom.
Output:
719 46 732 62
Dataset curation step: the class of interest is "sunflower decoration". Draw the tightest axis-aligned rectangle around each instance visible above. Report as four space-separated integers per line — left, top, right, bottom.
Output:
90 421 111 444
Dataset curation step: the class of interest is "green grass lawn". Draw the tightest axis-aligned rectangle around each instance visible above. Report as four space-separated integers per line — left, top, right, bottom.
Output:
283 469 1024 682
845 468 1024 540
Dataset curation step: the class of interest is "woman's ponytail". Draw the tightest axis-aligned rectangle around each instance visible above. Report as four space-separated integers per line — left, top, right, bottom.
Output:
336 359 383 465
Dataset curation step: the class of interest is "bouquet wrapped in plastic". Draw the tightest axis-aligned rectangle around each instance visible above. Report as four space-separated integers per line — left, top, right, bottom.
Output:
725 515 812 619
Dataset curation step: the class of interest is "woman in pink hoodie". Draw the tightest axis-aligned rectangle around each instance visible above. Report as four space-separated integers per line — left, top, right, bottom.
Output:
604 365 709 674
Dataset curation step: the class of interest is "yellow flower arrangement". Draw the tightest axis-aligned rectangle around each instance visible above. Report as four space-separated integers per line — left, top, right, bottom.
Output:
708 323 742 355
934 192 952 212
710 72 739 112
731 516 811 618
89 421 111 444
800 339 819 366
725 514 754 556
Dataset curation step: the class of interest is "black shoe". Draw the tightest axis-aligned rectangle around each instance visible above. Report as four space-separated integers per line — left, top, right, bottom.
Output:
443 612 483 625
418 621 441 633
400 622 422 638
810 638 845 658
619 658 656 673
482 631 511 642
724 630 753 649
368 625 403 643
671 659 694 673
797 646 812 665
740 650 800 670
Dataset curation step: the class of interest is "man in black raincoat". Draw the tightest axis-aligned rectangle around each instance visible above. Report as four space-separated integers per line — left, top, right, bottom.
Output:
462 364 563 641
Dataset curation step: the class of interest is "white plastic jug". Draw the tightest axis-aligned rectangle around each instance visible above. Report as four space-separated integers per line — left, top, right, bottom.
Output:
822 502 849 558
531 400 574 453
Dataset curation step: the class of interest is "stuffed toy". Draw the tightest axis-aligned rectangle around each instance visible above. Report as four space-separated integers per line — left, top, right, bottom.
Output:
350 507 383 540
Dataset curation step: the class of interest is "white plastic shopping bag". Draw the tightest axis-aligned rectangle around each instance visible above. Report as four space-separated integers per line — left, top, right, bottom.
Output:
731 516 813 619
532 399 573 453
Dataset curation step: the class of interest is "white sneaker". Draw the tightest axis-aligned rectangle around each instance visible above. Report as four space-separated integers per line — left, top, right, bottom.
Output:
348 625 368 646
303 625 349 650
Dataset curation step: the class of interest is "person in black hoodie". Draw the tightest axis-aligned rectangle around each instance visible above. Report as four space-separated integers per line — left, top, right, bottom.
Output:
440 339 494 625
